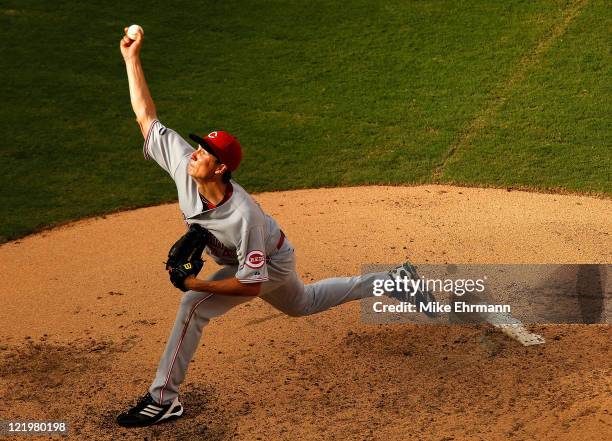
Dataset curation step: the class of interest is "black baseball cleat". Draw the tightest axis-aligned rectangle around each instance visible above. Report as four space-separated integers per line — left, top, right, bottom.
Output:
387 262 439 318
116 392 183 427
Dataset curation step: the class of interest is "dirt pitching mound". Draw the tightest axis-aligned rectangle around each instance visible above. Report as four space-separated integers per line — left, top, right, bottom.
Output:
0 185 610 440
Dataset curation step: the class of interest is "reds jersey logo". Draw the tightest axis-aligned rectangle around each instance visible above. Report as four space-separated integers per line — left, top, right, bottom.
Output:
246 250 265 269
208 131 218 138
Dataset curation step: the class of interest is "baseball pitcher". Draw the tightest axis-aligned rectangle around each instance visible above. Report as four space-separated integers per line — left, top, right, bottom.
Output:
116 26 435 427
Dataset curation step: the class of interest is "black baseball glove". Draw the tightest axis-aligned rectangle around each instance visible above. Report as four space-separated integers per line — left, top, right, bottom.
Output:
166 223 209 291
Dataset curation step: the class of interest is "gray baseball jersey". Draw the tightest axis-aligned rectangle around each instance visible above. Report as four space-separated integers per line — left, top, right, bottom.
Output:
144 119 287 284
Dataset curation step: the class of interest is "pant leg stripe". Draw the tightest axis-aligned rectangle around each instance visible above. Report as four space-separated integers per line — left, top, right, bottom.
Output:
159 293 214 404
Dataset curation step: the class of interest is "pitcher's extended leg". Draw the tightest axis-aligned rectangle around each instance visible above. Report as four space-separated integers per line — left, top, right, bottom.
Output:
261 271 389 317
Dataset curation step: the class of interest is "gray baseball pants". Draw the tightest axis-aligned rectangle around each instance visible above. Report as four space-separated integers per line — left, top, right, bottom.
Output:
149 240 388 405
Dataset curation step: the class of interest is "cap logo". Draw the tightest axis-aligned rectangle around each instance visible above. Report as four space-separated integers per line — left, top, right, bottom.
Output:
246 250 265 269
208 131 218 138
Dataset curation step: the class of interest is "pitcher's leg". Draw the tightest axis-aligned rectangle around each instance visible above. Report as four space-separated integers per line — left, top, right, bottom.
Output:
149 266 251 404
259 270 308 317
302 271 388 315
307 264 438 318
261 271 389 317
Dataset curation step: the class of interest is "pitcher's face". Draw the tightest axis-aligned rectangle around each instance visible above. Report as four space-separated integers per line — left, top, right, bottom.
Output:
188 146 223 180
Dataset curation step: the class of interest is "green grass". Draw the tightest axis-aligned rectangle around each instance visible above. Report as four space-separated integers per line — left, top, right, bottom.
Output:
0 0 609 242
440 0 611 193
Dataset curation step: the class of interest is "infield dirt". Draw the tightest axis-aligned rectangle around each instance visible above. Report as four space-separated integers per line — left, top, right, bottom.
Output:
0 185 610 441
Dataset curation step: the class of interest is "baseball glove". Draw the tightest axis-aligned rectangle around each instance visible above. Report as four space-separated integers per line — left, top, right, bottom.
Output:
166 223 209 291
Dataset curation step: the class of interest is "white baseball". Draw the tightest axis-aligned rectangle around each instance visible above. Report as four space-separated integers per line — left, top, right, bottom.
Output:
127 24 143 40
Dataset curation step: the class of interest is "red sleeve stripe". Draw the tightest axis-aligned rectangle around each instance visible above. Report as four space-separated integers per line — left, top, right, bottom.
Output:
142 119 159 160
239 277 269 284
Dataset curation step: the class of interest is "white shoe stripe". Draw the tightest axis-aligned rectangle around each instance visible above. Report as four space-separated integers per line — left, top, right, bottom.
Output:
140 409 159 417
145 404 163 412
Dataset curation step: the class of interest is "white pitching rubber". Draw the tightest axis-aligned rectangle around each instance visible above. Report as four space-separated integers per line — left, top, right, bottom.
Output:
492 323 546 346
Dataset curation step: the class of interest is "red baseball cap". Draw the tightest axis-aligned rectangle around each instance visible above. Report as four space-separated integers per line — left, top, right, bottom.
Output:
189 131 242 172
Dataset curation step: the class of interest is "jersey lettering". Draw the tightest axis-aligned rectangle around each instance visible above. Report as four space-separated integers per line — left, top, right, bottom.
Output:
207 233 235 258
